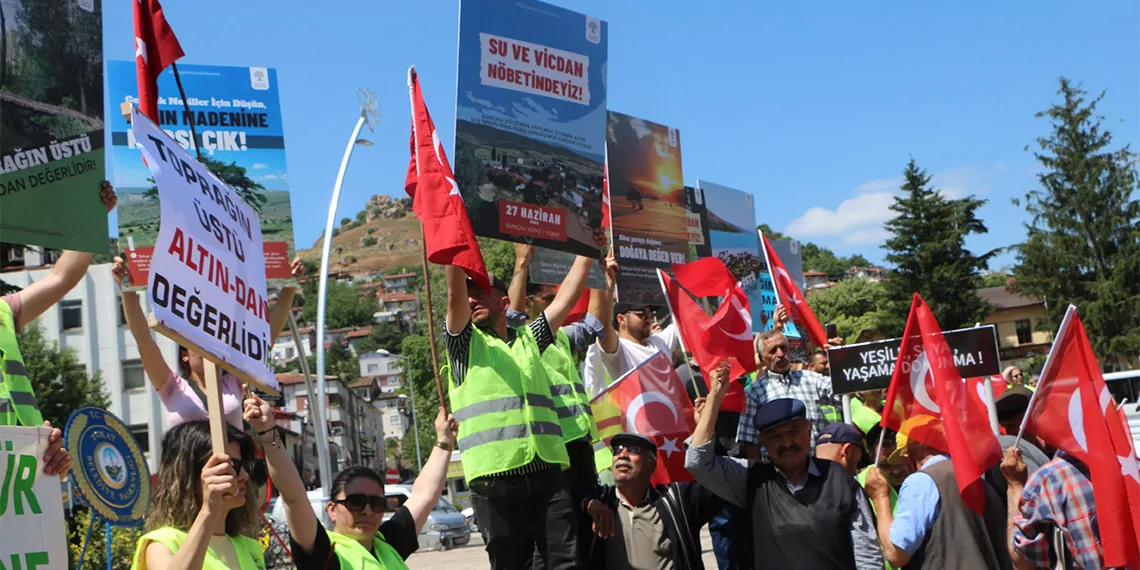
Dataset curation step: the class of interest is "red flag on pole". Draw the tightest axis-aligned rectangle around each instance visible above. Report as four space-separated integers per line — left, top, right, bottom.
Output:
133 0 184 122
406 67 490 289
760 232 827 349
1020 306 1140 567
590 351 696 485
881 294 1002 514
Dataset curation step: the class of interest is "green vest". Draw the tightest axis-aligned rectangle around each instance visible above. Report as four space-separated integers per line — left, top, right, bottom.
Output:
541 330 593 443
448 324 569 481
0 299 42 427
328 530 408 570
850 398 882 435
131 527 265 570
856 468 899 570
593 439 613 473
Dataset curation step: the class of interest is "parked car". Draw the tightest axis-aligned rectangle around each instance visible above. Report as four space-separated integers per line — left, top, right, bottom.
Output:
383 485 471 551
269 488 334 532
462 506 478 532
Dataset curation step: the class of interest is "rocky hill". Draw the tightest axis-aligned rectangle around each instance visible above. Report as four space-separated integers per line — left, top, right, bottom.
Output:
296 195 426 275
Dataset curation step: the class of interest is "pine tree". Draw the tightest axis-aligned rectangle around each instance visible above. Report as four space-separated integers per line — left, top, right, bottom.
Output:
881 159 994 336
1013 78 1140 369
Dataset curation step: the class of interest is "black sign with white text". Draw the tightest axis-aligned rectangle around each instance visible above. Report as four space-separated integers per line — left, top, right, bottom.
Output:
827 325 1000 395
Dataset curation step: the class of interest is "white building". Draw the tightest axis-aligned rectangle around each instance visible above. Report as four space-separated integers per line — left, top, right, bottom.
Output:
357 350 404 393
2 261 169 471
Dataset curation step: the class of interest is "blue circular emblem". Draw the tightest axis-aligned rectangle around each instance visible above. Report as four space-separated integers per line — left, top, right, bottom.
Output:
65 407 151 524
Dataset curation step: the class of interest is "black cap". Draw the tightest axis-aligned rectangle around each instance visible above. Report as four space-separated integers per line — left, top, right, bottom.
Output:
467 275 510 295
995 386 1034 423
753 398 806 434
816 423 863 446
610 433 657 454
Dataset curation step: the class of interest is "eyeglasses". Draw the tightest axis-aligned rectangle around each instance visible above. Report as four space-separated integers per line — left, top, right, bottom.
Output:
612 442 650 456
230 458 268 486
1012 374 1023 379
332 494 387 513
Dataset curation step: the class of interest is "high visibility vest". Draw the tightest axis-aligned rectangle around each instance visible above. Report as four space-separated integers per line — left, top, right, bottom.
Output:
448 324 568 482
131 527 265 570
328 530 408 570
0 299 42 427
541 329 593 443
593 439 613 473
850 398 882 435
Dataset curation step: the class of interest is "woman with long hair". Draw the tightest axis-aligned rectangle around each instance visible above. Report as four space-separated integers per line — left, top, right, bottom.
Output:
244 390 458 569
131 420 266 570
112 256 302 428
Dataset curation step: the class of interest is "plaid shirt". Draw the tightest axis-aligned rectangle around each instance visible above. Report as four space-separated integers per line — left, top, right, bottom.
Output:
736 369 835 448
1013 453 1103 570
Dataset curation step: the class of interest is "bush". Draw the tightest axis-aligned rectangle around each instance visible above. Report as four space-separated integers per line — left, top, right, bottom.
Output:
362 237 378 247
68 509 142 570
339 217 351 227
367 227 377 235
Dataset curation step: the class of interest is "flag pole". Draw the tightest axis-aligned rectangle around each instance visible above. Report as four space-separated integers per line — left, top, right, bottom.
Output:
419 223 448 412
873 425 887 466
170 62 203 162
657 268 701 401
1015 304 1075 447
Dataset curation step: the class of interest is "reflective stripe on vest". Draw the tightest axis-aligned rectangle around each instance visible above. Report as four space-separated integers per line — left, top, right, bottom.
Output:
593 440 613 473
447 324 569 481
540 329 592 442
0 299 42 427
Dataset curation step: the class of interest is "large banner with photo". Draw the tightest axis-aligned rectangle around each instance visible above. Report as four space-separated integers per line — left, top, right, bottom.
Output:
454 0 608 285
608 112 688 305
699 180 800 337
0 0 107 254
107 62 295 285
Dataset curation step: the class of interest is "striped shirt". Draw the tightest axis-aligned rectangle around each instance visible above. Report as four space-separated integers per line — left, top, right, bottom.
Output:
737 369 836 449
445 313 557 478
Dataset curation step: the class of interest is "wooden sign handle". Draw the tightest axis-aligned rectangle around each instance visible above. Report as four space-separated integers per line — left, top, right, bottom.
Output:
204 362 228 455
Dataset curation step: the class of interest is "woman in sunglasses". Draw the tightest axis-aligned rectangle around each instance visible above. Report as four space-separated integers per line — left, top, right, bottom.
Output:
131 420 267 570
244 391 458 569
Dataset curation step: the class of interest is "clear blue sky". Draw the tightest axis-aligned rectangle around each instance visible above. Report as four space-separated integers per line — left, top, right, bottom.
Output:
103 0 1139 270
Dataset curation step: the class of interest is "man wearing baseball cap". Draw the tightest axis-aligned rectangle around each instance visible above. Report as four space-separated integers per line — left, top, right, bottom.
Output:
863 416 1011 570
687 365 884 570
579 433 724 569
815 423 866 475
443 254 594 570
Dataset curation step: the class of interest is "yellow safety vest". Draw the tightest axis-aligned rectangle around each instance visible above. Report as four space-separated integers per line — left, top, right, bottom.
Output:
541 329 595 443
130 527 265 570
328 530 408 570
0 299 41 427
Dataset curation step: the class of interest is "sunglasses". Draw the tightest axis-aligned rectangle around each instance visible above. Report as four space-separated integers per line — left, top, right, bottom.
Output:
625 308 652 319
1012 374 1023 379
612 442 650 456
230 458 268 486
332 493 387 513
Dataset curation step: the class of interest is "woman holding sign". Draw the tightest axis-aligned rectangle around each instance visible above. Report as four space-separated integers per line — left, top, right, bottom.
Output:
244 390 456 569
0 181 117 477
131 420 266 570
111 256 302 429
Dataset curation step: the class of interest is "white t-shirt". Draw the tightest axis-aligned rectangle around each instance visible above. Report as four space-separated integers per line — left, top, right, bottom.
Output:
583 323 680 397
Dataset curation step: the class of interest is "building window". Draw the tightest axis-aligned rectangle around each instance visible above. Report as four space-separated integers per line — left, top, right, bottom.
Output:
61 300 82 330
389 415 402 425
387 362 400 371
367 363 379 374
285 347 295 360
123 360 146 390
1015 319 1033 345
129 424 150 454
387 377 399 386
119 298 127 326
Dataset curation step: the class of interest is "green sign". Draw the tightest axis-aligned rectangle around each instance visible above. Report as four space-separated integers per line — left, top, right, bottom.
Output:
0 0 108 254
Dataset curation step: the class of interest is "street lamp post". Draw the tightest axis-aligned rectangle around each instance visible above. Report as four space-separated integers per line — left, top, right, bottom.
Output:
380 350 422 472
315 89 379 497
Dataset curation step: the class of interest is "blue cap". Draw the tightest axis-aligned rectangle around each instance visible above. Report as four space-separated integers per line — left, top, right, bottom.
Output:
816 423 863 446
753 398 806 434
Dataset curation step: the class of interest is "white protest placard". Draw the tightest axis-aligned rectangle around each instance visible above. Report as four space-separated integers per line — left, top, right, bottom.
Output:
131 106 280 393
0 426 68 570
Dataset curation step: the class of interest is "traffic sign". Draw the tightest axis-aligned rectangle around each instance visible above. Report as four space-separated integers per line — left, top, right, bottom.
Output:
386 469 400 484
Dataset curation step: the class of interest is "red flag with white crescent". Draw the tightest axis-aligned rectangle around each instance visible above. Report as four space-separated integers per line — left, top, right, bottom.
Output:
133 0 184 122
760 232 827 349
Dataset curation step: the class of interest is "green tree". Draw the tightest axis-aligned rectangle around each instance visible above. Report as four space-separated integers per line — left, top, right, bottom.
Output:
881 159 994 336
340 217 352 227
304 339 359 382
980 272 1012 288
398 334 444 472
298 281 379 328
757 223 791 241
1013 79 1140 368
806 278 891 343
143 157 267 212
20 323 110 427
385 437 402 468
356 322 404 355
477 237 517 284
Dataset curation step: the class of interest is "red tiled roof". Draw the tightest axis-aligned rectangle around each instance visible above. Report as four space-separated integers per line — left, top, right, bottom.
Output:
804 271 828 277
276 373 338 385
379 292 418 303
385 272 416 280
346 328 373 339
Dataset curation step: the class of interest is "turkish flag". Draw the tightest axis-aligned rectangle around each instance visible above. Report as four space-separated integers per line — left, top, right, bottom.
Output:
882 294 1002 515
1022 305 1140 567
658 260 754 413
965 375 1006 410
590 351 696 485
133 0 184 122
760 233 827 349
559 287 590 326
406 67 490 289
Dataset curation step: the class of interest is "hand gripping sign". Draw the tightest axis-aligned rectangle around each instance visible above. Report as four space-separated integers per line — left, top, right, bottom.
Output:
130 106 280 395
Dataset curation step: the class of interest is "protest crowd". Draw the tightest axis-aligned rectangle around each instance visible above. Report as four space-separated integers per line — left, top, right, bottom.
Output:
2 0 1138 570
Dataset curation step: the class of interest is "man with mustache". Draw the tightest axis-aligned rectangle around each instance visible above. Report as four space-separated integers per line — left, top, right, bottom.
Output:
443 254 594 570
578 433 725 569
738 329 843 459
687 365 884 570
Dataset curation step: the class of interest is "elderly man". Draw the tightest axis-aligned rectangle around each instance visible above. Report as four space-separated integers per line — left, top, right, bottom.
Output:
580 433 724 569
814 423 865 475
738 330 841 457
863 417 1011 570
687 364 884 570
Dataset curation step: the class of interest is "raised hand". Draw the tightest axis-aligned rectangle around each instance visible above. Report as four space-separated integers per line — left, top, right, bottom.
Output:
200 453 238 514
243 389 274 433
435 407 458 447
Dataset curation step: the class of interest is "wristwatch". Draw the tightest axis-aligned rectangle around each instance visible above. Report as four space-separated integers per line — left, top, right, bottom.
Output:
435 441 452 451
